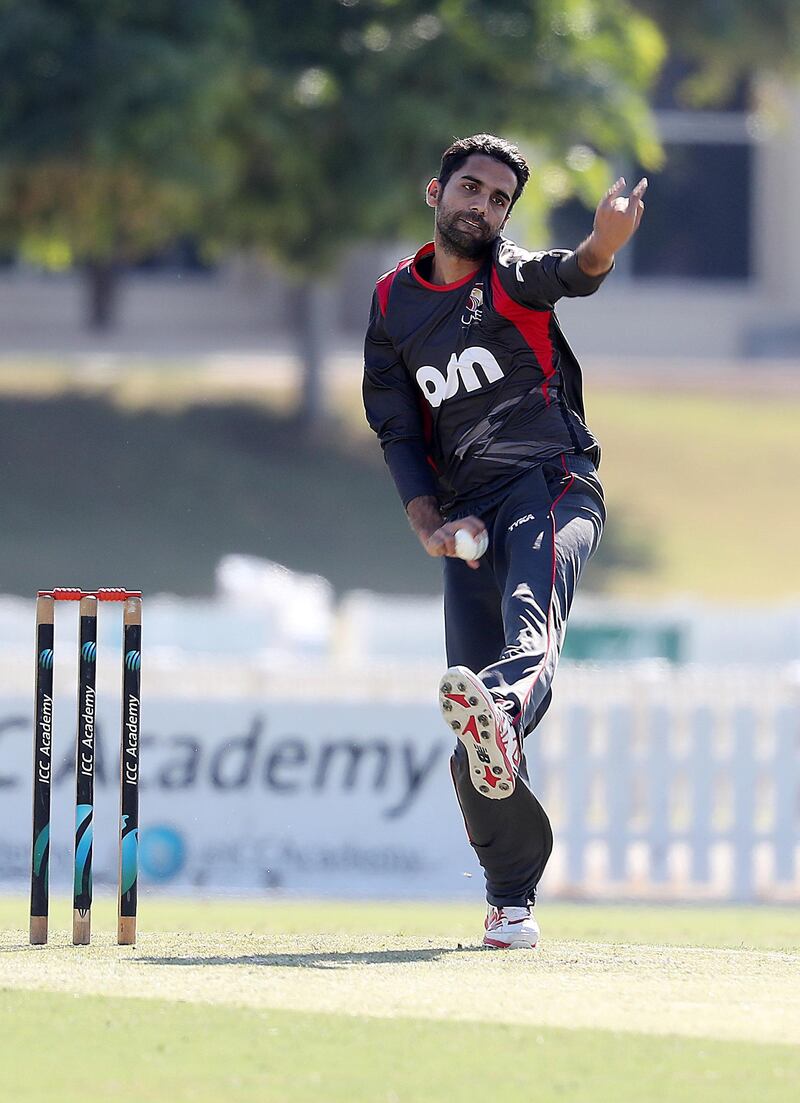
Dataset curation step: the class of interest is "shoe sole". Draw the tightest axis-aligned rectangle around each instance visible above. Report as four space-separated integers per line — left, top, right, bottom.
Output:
483 935 538 949
439 666 514 799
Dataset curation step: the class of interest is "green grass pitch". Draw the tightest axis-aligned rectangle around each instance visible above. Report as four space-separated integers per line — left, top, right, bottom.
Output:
1 897 799 1101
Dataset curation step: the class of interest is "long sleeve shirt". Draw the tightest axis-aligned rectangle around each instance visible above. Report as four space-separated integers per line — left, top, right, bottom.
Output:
362 237 609 514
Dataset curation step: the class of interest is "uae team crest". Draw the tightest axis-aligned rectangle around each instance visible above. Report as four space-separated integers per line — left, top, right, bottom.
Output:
462 284 483 327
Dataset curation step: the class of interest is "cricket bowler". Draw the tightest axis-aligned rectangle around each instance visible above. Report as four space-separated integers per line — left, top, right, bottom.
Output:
362 134 646 947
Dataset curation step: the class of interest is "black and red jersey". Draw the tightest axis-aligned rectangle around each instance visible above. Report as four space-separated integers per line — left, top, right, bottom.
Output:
362 237 609 513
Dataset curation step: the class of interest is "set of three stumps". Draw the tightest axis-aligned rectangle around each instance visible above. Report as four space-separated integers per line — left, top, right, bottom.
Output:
30 588 141 946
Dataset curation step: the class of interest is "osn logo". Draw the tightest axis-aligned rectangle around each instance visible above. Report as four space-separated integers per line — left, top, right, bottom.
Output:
416 346 503 409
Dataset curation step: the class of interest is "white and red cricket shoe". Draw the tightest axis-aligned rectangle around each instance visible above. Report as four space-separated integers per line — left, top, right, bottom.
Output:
438 665 520 799
483 905 540 949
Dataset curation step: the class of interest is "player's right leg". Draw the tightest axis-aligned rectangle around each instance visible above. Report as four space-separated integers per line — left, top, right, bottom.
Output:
441 554 517 797
439 664 519 798
481 455 605 735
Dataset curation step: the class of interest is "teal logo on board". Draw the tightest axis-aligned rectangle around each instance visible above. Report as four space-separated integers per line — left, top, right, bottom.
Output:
139 826 185 882
39 649 53 670
125 651 141 672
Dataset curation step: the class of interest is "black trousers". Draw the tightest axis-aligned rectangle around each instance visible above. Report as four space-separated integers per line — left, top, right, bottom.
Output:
444 454 605 907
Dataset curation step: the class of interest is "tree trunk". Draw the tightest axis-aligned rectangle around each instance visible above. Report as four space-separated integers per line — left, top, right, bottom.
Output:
291 279 327 433
85 261 120 329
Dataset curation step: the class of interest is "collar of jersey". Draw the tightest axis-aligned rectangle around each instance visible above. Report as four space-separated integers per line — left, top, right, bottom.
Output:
410 242 481 292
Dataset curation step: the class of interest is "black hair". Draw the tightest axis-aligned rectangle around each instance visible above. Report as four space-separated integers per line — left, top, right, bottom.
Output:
437 134 530 207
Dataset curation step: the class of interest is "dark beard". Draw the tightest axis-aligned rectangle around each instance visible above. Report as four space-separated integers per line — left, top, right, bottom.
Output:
436 207 497 260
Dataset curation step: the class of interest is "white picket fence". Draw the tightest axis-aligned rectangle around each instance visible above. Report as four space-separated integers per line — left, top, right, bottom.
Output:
531 665 800 901
0 644 797 900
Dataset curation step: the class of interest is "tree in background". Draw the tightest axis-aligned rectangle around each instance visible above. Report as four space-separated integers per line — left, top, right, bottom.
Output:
0 0 247 326
223 0 665 428
639 0 800 105
0 0 665 420
5 2 799 426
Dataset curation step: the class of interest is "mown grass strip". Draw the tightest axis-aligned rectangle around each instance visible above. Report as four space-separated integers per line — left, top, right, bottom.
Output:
0 988 797 1103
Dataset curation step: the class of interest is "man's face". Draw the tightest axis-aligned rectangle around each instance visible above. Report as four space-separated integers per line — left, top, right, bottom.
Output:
431 154 518 259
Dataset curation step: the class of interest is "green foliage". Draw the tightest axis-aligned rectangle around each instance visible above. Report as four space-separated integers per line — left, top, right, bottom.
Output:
0 0 248 263
225 0 665 271
0 1 798 276
639 1 800 105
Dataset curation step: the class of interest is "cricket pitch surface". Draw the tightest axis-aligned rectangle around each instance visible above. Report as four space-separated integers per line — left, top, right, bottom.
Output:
1 899 799 1102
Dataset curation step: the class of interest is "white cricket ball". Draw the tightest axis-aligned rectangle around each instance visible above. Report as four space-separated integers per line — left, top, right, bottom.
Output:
454 528 489 561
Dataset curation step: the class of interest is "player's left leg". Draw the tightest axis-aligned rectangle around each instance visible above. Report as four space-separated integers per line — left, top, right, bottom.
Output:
482 453 605 735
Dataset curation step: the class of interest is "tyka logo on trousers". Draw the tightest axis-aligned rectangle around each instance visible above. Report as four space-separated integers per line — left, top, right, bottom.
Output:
416 346 504 409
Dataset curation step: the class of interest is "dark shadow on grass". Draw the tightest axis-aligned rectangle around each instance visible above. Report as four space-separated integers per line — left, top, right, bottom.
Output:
135 945 483 969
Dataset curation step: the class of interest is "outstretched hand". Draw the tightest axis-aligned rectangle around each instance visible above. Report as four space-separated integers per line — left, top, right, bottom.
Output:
576 176 648 276
592 176 647 255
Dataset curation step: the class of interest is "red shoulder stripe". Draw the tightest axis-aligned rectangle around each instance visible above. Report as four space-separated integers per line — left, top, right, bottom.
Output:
490 266 555 404
375 254 414 316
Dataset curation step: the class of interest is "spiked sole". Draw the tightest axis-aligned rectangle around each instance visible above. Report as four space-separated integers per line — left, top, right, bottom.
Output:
438 666 515 799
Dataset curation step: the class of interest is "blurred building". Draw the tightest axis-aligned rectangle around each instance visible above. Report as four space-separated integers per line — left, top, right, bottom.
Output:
552 73 800 361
